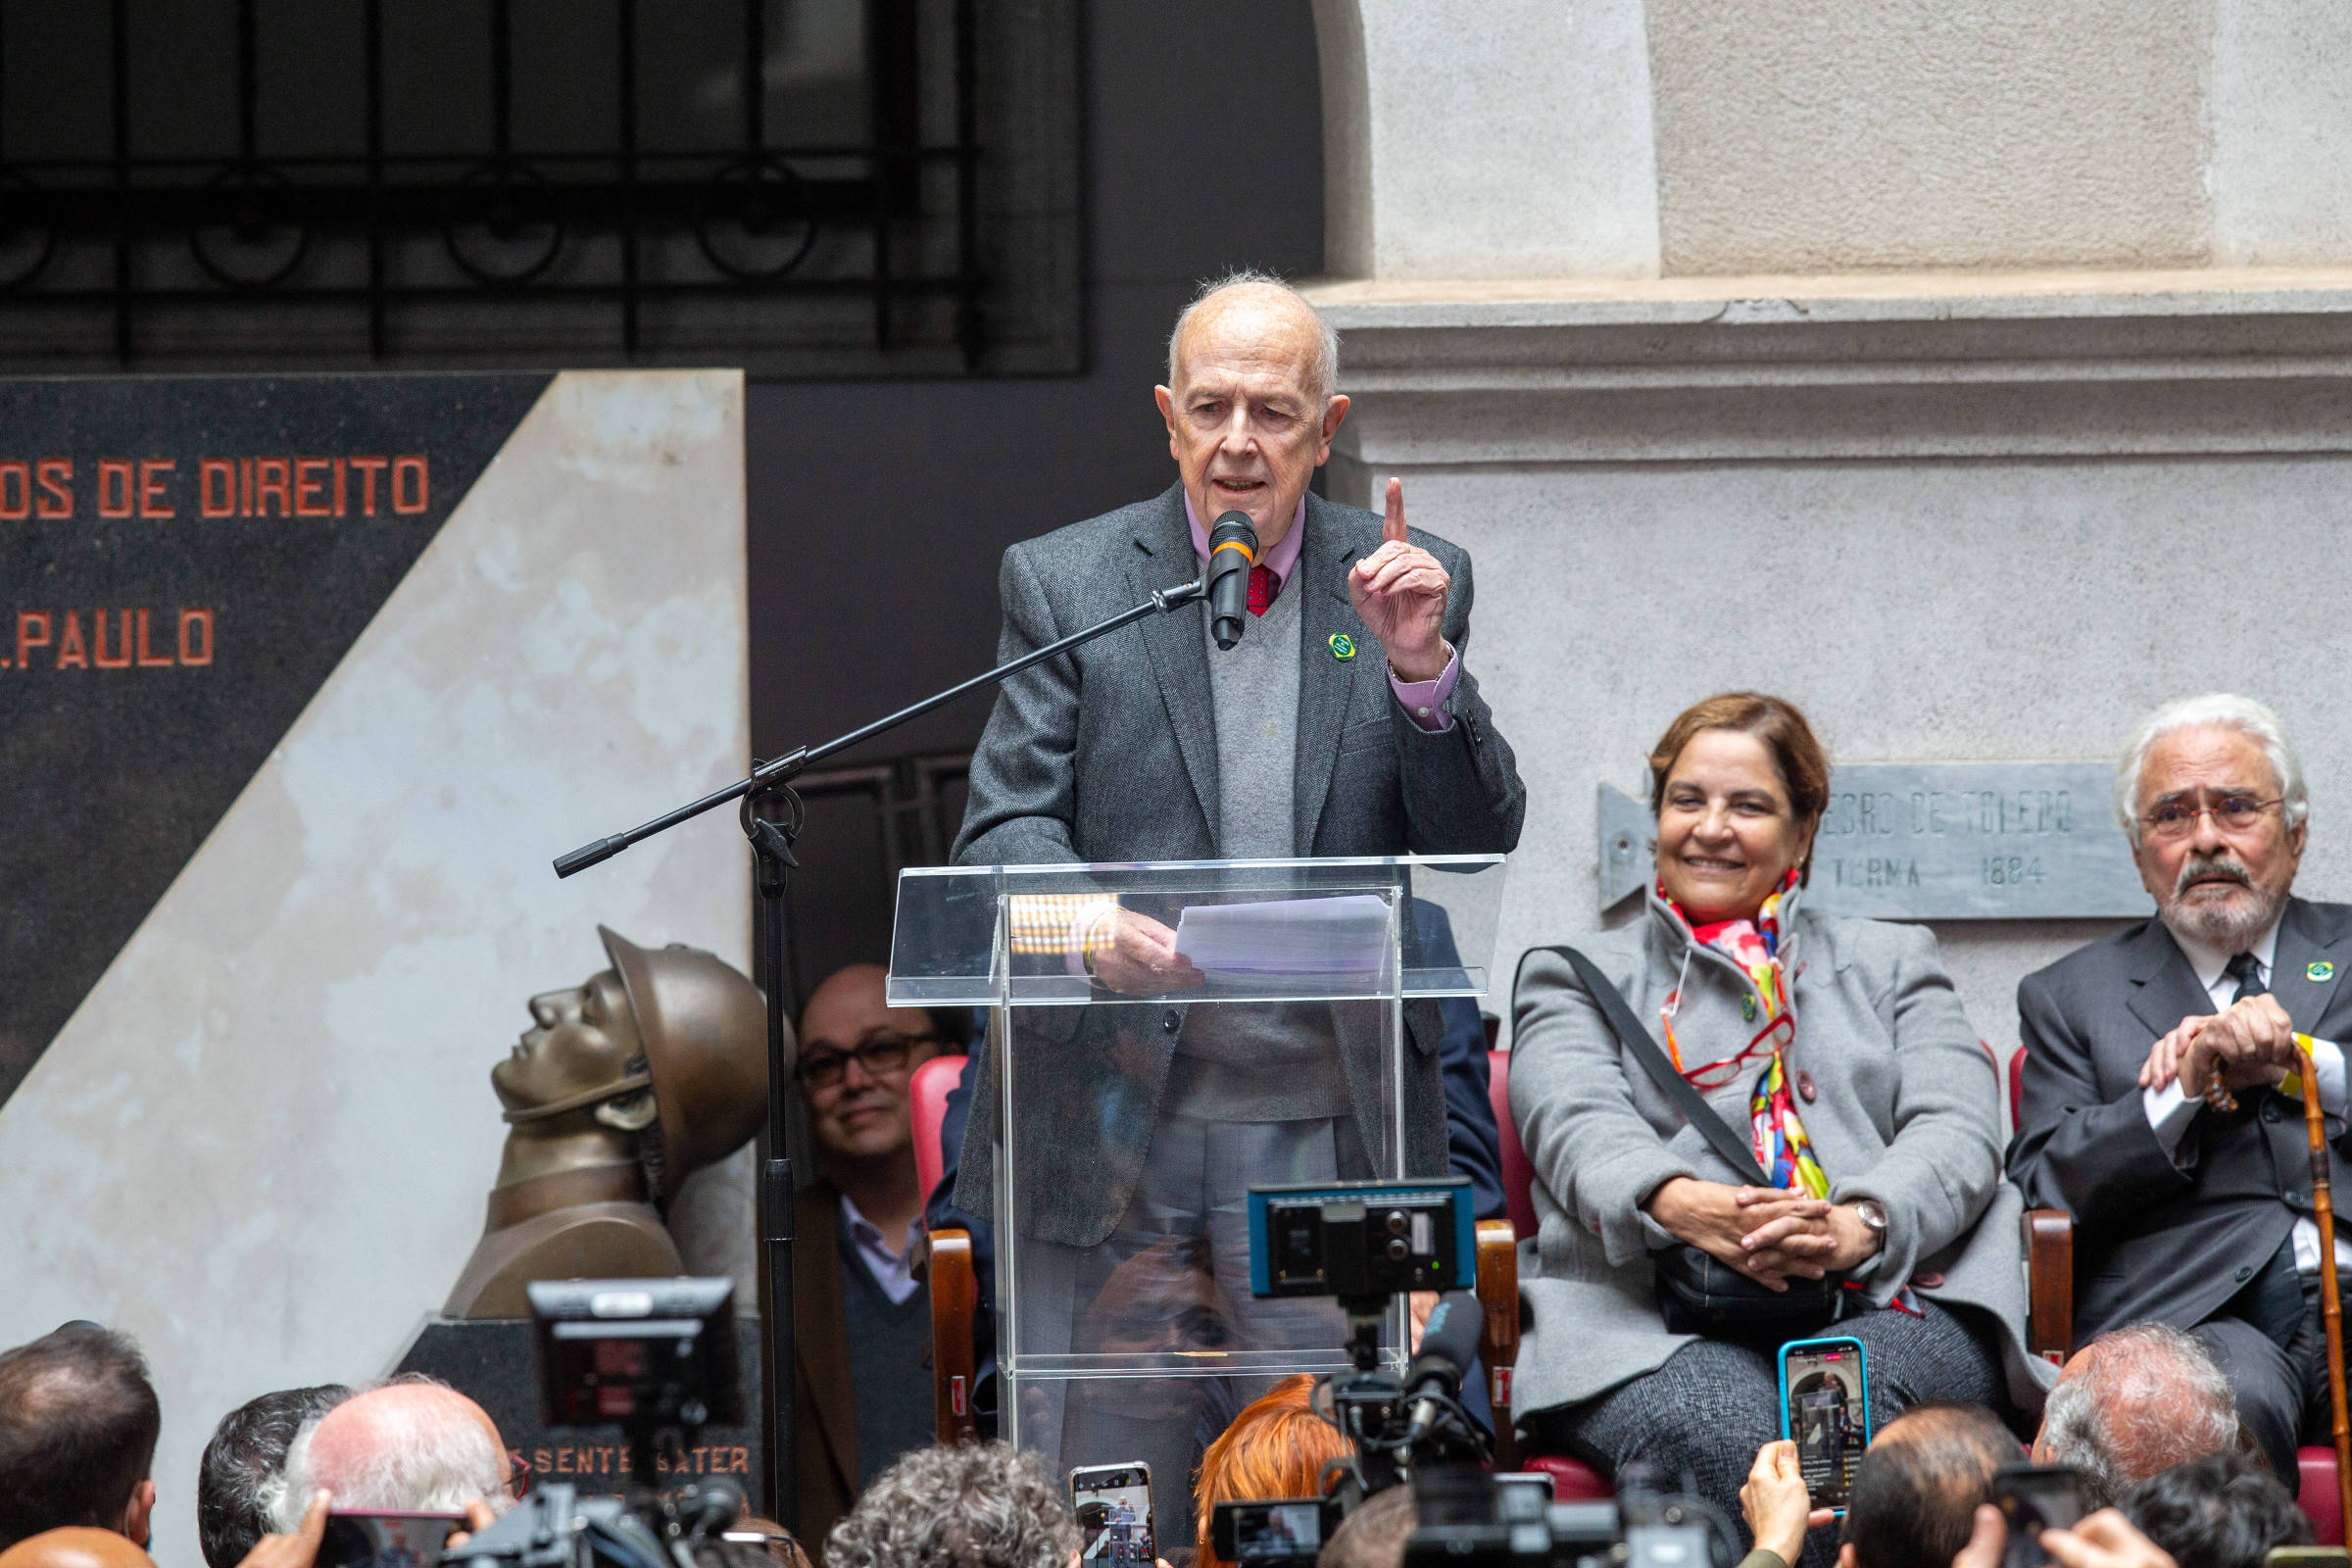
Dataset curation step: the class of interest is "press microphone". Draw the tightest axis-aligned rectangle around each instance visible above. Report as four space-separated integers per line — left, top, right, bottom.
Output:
1205 511 1258 651
1400 1289 1484 1447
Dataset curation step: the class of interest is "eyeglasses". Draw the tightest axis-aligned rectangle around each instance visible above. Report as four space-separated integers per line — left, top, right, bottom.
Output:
507 1450 532 1500
2140 794 2283 840
796 1031 936 1090
1676 1012 1794 1092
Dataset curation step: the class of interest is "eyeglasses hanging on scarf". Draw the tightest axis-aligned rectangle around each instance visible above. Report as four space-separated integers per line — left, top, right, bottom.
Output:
1657 869 1828 1200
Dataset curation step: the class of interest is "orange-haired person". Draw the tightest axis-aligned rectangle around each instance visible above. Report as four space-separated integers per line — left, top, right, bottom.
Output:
1193 1376 1352 1568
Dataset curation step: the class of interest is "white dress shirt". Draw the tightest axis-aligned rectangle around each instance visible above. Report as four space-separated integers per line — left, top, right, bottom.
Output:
841 1193 922 1305
2142 918 2352 1272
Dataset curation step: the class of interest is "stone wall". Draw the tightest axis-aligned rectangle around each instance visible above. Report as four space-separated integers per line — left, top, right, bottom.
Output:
1315 0 2352 279
1303 0 2352 1050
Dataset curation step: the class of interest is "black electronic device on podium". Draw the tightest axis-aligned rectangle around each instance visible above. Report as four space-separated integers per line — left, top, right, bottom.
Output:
553 518 1259 1523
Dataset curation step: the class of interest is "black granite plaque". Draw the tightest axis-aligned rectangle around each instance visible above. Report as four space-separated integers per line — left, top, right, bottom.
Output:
0 373 553 1104
396 1315 766 1510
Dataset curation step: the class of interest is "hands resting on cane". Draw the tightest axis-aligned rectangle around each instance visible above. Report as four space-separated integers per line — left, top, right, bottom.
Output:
2139 994 2305 1106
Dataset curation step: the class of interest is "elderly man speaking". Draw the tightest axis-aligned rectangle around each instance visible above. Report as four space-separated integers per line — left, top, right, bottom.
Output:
2011 694 2352 1479
948 271 1524 1547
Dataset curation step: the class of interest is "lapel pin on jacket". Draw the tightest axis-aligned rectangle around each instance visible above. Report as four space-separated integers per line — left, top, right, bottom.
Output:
2314 961 2337 983
1329 633 1356 661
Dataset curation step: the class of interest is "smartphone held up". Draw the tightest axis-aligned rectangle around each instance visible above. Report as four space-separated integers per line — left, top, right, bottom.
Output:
1072 1462 1157 1567
1778 1337 1871 1515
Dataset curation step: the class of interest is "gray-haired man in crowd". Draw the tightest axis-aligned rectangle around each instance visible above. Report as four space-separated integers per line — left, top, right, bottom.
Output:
2011 694 2352 1478
2031 1324 2240 1506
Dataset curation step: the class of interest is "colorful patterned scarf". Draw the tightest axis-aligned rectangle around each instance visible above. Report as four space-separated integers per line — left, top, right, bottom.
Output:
1659 869 1829 1198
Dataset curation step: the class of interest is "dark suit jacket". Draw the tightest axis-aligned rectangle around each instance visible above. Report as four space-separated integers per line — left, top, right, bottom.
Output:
949 485 1526 1245
794 1181 858 1559
2007 897 2352 1342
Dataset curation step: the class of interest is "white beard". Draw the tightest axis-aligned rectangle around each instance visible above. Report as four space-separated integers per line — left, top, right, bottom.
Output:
2162 877 2287 953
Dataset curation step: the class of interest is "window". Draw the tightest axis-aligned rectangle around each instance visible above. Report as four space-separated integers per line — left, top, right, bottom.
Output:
0 0 1078 373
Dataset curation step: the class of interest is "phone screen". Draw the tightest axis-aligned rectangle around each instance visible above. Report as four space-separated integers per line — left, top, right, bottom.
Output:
1072 1464 1156 1567
1232 1501 1322 1561
1782 1339 1868 1511
1993 1465 2085 1568
317 1513 463 1568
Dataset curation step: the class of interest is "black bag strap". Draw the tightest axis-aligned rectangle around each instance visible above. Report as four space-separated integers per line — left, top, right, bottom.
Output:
1513 944 1775 1190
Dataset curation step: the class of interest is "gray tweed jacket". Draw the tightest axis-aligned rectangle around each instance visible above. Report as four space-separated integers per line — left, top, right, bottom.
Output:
950 483 1526 1247
1509 887 2048 1415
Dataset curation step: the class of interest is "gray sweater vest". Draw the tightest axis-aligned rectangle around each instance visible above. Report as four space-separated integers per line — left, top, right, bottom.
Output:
1178 575 1349 1120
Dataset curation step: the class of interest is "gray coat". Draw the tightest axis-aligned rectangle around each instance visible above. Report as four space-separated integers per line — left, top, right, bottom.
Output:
951 484 1527 1245
1508 887 2047 1415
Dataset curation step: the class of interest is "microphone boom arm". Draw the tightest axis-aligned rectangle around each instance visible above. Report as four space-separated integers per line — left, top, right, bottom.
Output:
549 564 1206 1526
556 572 1207 878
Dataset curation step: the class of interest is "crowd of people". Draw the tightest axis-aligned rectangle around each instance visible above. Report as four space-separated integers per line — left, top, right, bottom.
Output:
0 1306 2310 1568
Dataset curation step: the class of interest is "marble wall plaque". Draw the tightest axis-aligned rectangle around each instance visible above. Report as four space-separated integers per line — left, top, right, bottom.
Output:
1598 762 2153 919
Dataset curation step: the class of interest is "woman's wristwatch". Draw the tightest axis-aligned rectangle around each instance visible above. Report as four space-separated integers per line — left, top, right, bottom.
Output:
1852 1198 1888 1250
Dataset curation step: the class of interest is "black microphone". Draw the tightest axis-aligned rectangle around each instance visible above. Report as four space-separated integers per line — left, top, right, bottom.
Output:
1205 511 1258 650
1401 1289 1484 1446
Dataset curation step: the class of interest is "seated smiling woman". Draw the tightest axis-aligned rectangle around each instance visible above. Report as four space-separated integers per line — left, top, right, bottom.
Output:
1508 694 2042 1562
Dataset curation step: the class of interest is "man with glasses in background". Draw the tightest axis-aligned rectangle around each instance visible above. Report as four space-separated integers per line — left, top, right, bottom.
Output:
790 962 968 1549
2011 694 2352 1479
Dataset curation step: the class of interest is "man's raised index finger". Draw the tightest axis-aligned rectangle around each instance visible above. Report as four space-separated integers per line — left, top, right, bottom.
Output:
1384 476 1406 544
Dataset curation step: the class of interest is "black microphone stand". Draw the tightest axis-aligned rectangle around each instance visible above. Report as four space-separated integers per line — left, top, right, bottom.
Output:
554 569 1209 1526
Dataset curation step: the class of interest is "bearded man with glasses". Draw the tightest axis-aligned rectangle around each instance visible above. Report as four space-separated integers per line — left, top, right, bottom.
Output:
788 962 968 1550
2011 693 2352 1479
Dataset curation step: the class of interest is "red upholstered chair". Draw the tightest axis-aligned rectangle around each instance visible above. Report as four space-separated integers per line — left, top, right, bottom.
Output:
1491 1048 1614 1497
1490 1048 1539 1242
910 1054 980 1444
910 1053 963 1205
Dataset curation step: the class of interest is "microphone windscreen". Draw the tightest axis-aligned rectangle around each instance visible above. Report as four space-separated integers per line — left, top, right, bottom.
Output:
1208 511 1258 560
1407 1289 1485 1394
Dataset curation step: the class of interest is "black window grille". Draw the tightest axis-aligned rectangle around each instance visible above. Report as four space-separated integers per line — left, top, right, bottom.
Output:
0 0 1076 373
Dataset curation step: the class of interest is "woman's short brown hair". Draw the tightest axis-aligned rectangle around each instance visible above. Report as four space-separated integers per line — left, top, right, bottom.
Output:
1192 1375 1351 1568
1646 693 1831 880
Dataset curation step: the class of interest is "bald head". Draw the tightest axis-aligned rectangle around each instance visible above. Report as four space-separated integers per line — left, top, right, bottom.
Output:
1166 273 1337 410
798 962 947 1166
1155 272 1348 555
0 1530 155 1568
270 1379 507 1526
2035 1324 2237 1506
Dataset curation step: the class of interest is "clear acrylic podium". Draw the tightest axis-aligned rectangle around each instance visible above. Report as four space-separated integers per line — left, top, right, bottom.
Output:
887 855 1504 1550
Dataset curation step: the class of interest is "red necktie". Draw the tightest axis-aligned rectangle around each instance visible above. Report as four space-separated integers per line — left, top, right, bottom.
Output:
1248 564 1279 616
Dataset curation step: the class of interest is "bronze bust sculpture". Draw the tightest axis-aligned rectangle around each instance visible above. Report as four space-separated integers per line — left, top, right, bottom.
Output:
445 926 772 1318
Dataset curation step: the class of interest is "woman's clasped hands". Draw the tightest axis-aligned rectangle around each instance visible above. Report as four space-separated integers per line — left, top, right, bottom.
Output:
1644 1177 1883 1290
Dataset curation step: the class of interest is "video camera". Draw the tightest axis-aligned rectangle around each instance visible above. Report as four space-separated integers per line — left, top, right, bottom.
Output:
1405 1463 1733 1568
1244 1178 1488 1496
1238 1181 1734 1568
444 1277 750 1568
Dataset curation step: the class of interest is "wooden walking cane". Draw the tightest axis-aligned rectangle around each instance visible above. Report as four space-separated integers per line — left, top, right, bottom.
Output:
2296 1033 2352 1534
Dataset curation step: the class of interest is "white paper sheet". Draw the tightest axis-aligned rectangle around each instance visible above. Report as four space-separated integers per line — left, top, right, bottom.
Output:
1170 893 1392 983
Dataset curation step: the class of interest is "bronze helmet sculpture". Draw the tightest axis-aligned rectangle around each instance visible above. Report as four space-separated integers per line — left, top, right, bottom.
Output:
445 927 774 1319
596 926 769 1201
